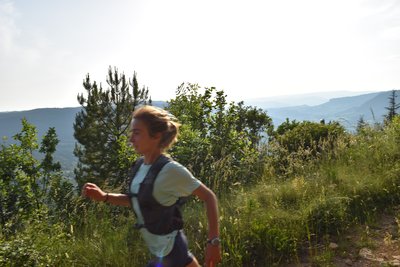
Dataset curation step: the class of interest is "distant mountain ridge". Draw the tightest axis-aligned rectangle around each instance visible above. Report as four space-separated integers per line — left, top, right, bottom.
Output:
266 90 397 130
245 90 375 108
0 91 397 173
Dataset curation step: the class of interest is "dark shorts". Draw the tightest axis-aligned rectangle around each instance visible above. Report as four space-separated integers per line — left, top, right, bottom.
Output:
146 231 194 267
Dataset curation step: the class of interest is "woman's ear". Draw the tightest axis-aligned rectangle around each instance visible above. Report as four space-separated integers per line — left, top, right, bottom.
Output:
153 132 162 140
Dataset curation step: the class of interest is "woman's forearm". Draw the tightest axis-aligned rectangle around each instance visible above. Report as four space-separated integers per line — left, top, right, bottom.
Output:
205 191 220 239
192 184 220 238
104 193 131 207
192 184 222 265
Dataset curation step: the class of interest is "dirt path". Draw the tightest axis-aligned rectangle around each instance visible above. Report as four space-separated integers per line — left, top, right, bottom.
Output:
332 209 400 267
287 206 400 266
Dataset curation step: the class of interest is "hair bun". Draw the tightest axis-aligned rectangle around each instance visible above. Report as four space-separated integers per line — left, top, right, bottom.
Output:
132 105 181 150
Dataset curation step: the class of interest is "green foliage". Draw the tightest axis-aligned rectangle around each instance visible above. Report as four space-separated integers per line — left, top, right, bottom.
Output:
274 121 345 154
74 67 150 190
45 174 76 224
268 120 347 177
274 118 301 136
306 196 349 236
39 127 62 196
356 115 367 134
0 119 41 235
167 83 273 191
0 119 74 236
0 210 72 267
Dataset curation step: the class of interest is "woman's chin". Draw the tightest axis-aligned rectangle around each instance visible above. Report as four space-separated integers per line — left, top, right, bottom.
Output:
134 148 143 155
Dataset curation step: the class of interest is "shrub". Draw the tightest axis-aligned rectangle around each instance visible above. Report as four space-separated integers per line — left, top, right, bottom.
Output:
267 120 347 178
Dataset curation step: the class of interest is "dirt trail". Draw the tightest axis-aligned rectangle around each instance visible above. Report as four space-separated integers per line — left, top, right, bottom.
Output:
333 209 400 267
288 206 400 266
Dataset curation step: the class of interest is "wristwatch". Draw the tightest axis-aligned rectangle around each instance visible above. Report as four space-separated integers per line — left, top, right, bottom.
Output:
207 237 221 246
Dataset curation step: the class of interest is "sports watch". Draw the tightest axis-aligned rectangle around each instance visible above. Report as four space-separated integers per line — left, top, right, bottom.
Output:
207 237 221 246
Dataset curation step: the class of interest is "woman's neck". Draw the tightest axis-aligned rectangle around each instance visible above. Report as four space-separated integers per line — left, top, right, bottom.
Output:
143 148 163 164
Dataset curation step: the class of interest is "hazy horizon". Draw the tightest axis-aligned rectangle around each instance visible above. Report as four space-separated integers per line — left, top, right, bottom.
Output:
0 89 390 113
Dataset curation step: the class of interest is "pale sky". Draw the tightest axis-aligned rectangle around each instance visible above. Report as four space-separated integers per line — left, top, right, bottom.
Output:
1 0 400 111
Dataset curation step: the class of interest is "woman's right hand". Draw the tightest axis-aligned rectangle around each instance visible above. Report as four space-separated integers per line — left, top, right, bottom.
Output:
82 183 107 202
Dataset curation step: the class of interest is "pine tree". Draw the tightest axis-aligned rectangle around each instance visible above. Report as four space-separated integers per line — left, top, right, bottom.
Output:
356 115 367 134
74 67 150 190
39 127 62 195
385 90 400 124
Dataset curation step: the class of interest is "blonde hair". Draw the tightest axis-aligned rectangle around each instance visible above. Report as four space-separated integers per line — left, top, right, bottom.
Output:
132 105 181 150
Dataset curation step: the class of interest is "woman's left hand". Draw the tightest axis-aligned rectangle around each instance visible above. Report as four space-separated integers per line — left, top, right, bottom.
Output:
81 182 107 202
205 244 221 267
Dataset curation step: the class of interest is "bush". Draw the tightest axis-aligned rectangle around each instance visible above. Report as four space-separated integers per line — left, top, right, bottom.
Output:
0 211 71 267
267 120 347 178
167 83 273 192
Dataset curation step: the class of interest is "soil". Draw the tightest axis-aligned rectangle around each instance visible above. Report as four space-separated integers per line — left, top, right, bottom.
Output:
286 206 400 267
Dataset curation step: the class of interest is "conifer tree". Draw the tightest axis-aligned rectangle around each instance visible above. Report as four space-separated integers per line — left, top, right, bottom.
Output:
39 127 61 196
356 115 367 134
74 67 150 189
385 89 400 124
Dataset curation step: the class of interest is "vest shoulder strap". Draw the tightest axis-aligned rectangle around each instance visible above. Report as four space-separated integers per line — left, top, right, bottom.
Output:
143 154 171 185
127 155 172 192
126 157 145 196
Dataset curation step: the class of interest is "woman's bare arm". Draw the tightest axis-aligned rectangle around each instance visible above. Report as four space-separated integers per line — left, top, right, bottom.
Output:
82 182 131 207
192 183 221 266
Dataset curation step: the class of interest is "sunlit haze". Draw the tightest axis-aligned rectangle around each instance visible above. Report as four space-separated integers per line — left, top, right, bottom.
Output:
1 0 400 111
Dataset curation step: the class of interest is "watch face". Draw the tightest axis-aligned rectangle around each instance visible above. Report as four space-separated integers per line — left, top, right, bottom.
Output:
210 238 220 246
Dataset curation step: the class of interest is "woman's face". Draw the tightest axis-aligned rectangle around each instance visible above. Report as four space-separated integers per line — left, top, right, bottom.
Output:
129 119 160 155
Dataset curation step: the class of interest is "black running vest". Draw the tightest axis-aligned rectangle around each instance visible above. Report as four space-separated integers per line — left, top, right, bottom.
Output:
127 155 184 235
